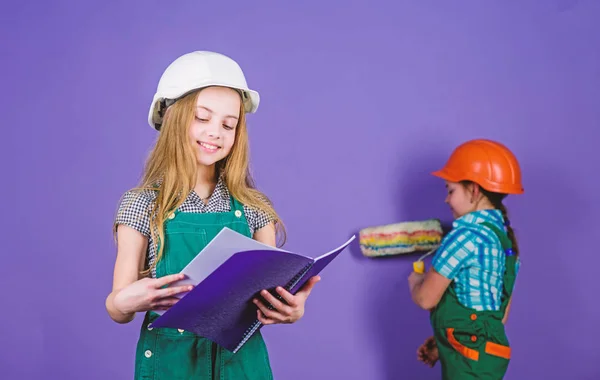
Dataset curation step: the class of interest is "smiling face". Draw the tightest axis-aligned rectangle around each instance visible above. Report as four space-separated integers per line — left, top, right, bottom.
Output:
188 86 242 167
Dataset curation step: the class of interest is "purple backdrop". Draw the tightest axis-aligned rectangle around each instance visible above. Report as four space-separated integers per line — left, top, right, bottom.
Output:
3 1 599 379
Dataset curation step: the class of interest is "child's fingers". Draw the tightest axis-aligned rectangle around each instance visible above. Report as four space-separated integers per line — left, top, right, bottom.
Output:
253 298 285 322
417 346 430 362
295 276 320 298
150 296 180 310
154 273 186 288
274 287 297 307
257 309 275 325
260 289 292 314
155 285 193 299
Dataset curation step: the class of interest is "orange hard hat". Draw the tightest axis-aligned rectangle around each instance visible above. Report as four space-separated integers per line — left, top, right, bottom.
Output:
432 139 524 194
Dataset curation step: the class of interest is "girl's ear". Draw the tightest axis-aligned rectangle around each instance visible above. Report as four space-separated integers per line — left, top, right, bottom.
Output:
475 184 487 203
469 183 481 203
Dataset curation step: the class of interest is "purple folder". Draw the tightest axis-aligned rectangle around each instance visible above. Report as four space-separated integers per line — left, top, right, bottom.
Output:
150 228 355 353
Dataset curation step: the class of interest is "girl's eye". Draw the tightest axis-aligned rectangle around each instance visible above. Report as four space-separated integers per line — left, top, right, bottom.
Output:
223 124 234 130
196 117 209 122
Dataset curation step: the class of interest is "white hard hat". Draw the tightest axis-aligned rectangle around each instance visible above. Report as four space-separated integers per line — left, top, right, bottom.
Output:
148 51 260 130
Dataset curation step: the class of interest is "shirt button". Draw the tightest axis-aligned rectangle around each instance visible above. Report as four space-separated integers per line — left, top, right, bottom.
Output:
234 210 242 218
168 213 175 220
178 329 184 333
470 314 477 321
147 324 153 331
144 350 152 358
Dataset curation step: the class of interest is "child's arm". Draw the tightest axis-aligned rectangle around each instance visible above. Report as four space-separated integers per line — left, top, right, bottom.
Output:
409 227 474 310
409 269 452 310
502 297 512 324
253 222 276 247
105 225 148 323
105 225 192 323
502 257 520 324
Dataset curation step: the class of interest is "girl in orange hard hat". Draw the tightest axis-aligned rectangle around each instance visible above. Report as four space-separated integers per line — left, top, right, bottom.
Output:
408 139 524 380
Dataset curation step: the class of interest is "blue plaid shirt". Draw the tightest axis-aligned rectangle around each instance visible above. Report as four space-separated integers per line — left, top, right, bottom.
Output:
432 209 521 311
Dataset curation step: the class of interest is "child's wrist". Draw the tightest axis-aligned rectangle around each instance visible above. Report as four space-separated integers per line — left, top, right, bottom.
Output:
109 291 135 321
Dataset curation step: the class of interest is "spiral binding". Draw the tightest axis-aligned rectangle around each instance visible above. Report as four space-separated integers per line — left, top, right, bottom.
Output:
233 262 314 353
286 262 313 293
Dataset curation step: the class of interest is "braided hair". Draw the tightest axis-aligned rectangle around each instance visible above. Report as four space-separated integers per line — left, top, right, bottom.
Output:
461 181 520 257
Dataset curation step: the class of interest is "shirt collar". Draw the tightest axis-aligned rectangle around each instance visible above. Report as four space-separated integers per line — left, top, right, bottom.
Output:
453 209 505 230
189 172 229 206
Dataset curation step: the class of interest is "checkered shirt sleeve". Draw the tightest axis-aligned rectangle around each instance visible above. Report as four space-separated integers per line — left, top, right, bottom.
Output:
432 227 477 280
244 204 273 232
114 190 155 237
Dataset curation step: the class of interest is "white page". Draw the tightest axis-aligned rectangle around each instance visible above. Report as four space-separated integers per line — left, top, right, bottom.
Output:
313 235 356 261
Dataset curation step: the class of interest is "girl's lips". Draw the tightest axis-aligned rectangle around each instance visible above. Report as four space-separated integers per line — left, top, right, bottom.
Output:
197 141 220 153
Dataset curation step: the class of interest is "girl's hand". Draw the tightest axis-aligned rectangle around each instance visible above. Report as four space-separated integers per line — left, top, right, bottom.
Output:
253 276 321 325
113 273 194 314
417 336 439 367
408 271 425 292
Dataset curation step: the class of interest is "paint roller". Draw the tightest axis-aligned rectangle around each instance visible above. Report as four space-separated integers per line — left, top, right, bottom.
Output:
359 219 443 273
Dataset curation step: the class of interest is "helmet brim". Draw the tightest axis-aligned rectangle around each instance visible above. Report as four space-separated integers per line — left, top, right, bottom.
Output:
147 83 260 130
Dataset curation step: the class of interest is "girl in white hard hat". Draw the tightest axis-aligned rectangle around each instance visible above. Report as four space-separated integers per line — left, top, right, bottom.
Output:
105 51 320 379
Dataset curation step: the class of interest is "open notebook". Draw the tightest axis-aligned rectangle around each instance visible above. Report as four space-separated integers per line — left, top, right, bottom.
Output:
150 227 355 353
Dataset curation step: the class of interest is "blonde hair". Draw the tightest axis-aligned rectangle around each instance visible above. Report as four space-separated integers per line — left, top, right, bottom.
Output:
116 88 286 276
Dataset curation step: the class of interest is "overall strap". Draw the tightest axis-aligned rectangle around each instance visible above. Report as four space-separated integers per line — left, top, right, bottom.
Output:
229 195 245 213
479 222 513 255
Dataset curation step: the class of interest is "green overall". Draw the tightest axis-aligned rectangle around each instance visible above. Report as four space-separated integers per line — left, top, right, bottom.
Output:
134 196 273 380
430 222 517 380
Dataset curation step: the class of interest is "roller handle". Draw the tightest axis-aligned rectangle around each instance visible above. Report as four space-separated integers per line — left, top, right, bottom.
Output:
413 261 425 274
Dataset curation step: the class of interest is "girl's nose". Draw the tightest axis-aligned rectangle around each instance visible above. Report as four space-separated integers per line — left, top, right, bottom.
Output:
206 121 221 137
